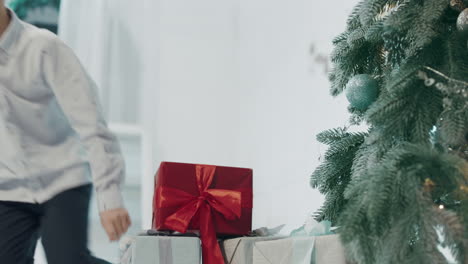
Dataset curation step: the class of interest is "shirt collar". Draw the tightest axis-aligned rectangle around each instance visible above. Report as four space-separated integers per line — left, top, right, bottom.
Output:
0 8 23 56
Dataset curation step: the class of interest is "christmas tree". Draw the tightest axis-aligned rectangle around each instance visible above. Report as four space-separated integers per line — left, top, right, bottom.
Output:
311 0 468 263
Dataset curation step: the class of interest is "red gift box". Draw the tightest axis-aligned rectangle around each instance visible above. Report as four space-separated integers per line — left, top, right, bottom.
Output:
152 161 253 264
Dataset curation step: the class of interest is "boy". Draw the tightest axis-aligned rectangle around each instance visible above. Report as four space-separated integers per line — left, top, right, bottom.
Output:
0 3 131 264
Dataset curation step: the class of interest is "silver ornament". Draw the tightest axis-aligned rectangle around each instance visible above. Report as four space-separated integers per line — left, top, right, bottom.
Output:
457 9 468 34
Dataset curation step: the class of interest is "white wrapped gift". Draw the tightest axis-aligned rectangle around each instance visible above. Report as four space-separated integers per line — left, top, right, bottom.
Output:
253 234 347 264
221 236 286 264
253 237 315 264
120 235 201 264
313 234 347 264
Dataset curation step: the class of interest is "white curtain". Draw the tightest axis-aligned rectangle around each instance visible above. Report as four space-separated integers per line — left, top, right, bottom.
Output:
58 0 360 237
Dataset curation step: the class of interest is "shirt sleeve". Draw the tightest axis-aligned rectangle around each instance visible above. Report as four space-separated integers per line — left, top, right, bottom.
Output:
40 36 125 212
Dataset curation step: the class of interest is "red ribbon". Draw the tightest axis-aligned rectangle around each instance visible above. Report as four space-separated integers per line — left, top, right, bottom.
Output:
156 165 242 264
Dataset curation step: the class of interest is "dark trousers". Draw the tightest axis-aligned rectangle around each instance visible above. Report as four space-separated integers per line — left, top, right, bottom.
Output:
0 184 110 264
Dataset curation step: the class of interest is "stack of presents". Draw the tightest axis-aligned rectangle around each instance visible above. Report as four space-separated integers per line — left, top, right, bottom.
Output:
120 162 349 264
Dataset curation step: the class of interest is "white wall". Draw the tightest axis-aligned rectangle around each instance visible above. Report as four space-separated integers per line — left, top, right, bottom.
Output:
144 0 359 231
59 0 360 235
235 0 356 231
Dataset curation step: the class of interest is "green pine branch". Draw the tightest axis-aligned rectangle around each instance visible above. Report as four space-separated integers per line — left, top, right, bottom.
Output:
312 0 468 263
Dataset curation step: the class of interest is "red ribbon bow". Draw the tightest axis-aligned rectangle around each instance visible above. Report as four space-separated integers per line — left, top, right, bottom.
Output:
156 165 242 264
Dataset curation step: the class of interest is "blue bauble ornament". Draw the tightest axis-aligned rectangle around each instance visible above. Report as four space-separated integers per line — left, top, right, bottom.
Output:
345 74 379 110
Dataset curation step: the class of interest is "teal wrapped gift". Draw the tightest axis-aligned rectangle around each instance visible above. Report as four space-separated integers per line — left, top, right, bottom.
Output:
120 234 201 264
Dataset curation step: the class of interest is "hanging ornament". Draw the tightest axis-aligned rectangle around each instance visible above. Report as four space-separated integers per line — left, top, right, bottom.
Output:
457 8 468 34
345 74 379 110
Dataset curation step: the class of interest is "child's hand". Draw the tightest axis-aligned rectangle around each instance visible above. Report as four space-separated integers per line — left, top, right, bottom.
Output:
100 208 132 241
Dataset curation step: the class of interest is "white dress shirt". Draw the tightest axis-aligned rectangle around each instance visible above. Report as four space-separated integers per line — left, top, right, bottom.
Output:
0 8 125 212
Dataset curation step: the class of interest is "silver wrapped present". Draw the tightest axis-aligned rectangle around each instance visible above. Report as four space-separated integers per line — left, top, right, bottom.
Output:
119 234 201 264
